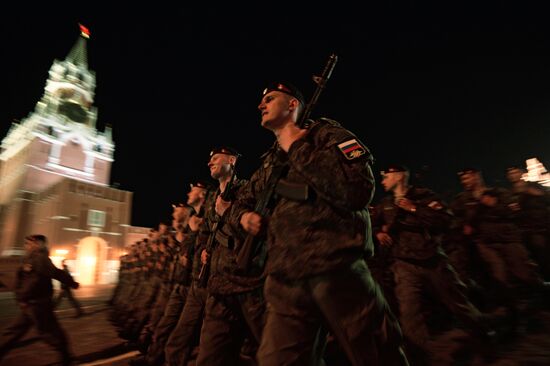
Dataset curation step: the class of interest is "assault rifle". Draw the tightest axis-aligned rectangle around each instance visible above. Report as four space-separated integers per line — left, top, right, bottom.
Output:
235 54 338 273
197 159 239 288
298 53 338 129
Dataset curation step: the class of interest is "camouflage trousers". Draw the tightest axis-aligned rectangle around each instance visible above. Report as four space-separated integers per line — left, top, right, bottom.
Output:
258 259 408 366
195 288 265 366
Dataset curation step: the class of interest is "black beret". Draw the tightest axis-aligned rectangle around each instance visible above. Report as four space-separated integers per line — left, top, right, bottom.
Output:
381 164 409 174
189 180 211 190
209 146 241 158
457 167 480 176
262 81 305 106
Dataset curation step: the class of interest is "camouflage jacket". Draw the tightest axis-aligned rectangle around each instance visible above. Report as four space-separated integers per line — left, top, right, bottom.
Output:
172 226 197 286
450 190 482 229
471 188 523 244
205 179 265 295
191 190 217 285
510 183 550 232
373 186 451 261
229 118 375 280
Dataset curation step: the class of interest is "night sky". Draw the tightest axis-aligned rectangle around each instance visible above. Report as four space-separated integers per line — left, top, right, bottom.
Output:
2 4 550 228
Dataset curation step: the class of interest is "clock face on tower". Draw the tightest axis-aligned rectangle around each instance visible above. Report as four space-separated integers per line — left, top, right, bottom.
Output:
58 101 88 123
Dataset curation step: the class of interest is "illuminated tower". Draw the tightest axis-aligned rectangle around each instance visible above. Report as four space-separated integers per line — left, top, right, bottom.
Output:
1 25 113 201
0 26 136 284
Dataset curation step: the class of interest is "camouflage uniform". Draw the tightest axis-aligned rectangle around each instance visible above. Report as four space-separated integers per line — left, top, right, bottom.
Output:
374 186 487 364
510 182 550 280
143 226 196 366
108 253 129 306
448 190 482 285
137 236 178 342
366 205 399 313
164 192 216 366
231 118 407 366
122 245 163 341
195 179 267 366
470 188 543 311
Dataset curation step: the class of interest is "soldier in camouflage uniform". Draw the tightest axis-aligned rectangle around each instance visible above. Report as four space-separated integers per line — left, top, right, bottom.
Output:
108 250 132 306
162 181 210 366
130 199 203 366
506 166 550 281
136 224 179 344
447 168 489 289
233 82 408 366
121 226 168 342
470 187 545 327
374 165 493 365
112 239 149 325
194 147 262 366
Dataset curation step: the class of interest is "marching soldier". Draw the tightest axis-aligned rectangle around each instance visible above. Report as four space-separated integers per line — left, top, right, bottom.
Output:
232 82 408 366
0 235 80 366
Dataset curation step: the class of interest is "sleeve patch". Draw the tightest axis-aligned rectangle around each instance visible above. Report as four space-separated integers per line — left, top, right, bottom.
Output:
337 139 366 160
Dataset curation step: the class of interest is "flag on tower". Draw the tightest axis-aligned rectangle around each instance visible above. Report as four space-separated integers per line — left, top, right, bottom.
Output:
79 23 90 39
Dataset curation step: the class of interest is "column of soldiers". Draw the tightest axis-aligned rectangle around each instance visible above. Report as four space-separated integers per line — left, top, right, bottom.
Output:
108 82 550 366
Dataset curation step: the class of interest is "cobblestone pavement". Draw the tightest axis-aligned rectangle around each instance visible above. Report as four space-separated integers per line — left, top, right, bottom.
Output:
0 285 137 366
1 285 550 365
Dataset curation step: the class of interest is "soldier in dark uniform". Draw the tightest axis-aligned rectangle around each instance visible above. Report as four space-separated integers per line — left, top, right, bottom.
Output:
115 239 152 329
194 147 262 366
138 224 179 342
130 196 203 365
108 250 132 307
121 226 167 342
0 234 80 366
54 259 83 318
447 168 489 289
506 166 550 281
470 187 545 325
164 180 212 366
367 204 399 313
374 165 493 365
232 82 408 366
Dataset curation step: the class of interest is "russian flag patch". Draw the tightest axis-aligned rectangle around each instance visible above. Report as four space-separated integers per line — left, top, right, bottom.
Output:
337 139 366 160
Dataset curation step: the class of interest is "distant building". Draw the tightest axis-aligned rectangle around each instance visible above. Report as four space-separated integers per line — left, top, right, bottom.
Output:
0 27 148 285
524 157 550 187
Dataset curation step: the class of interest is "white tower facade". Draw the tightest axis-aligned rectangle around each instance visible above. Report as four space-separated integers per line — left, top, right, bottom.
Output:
0 29 114 207
0 27 136 269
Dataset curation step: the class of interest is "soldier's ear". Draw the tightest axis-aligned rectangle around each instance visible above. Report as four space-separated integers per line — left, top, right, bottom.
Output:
288 97 300 111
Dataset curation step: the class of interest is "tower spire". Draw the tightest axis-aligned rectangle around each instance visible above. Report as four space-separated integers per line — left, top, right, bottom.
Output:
66 23 90 67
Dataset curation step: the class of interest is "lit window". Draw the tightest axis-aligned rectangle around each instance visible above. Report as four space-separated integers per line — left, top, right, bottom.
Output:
87 210 105 228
